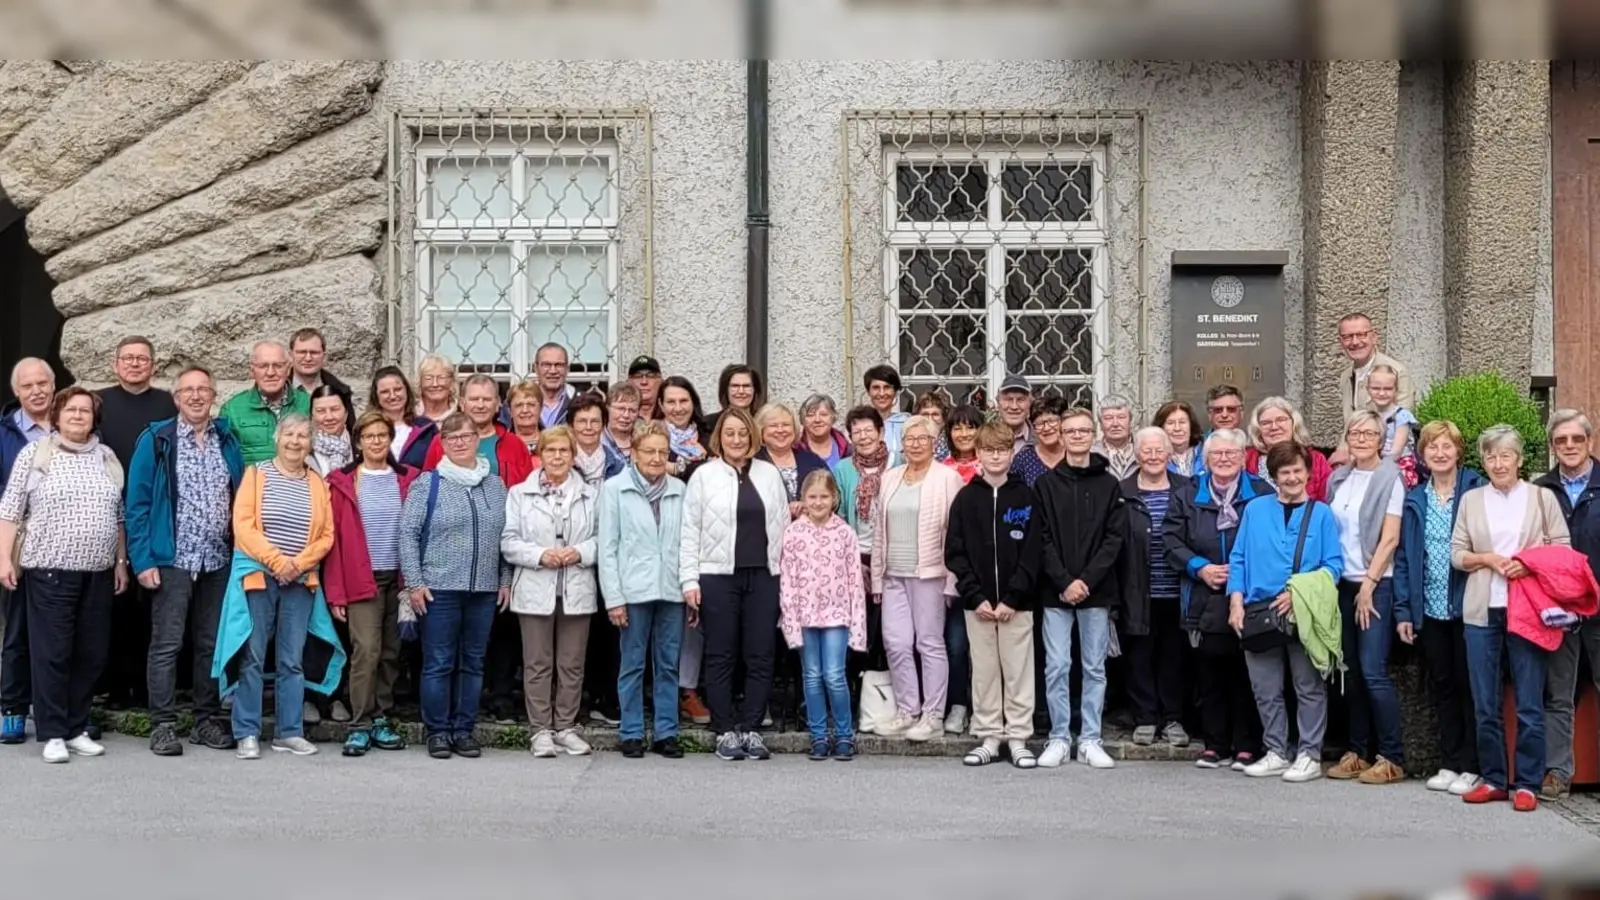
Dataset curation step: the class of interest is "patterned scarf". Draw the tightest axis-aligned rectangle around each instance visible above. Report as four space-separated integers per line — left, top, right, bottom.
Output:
1213 475 1242 532
574 444 606 486
853 442 890 522
314 430 353 472
437 455 489 487
630 465 669 523
668 423 704 461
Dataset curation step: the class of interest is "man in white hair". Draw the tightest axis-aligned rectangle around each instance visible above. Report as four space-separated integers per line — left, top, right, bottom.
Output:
0 357 55 745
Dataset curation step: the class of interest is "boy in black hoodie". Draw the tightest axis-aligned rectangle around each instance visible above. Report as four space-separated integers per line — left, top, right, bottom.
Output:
1032 406 1127 770
945 422 1040 768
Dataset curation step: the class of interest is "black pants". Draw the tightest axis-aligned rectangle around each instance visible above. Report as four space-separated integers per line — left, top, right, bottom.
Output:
483 609 523 714
584 608 620 712
701 567 779 734
1125 597 1189 728
1420 617 1479 775
146 567 227 726
25 568 113 741
1195 634 1262 757
0 582 30 715
99 582 151 705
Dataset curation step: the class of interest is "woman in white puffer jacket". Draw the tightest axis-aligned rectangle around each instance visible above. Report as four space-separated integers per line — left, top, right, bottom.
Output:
501 424 600 758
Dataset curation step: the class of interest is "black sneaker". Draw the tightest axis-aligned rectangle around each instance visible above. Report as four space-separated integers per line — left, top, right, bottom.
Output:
1195 750 1224 769
149 723 183 756
714 731 746 761
427 734 453 759
742 731 771 761
191 718 237 750
620 738 645 758
652 737 683 759
453 734 482 758
808 738 831 761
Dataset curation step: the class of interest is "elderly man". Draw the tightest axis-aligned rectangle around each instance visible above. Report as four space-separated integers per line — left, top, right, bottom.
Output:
1533 408 1600 801
220 340 311 465
289 327 356 426
628 355 663 421
128 366 245 756
0 358 55 743
1205 384 1245 435
535 342 578 428
996 375 1034 452
1091 395 1137 481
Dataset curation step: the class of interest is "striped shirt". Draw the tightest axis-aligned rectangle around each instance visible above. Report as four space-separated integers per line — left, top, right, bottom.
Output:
256 461 312 556
1142 488 1180 598
357 467 403 572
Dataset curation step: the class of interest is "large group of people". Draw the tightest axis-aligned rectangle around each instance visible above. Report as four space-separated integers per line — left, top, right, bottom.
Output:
0 313 1598 815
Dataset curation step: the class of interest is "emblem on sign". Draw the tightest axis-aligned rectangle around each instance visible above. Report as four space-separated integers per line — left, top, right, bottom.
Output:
1210 275 1244 309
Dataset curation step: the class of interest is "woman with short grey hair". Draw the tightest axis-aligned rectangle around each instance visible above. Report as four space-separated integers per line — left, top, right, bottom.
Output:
797 393 850 470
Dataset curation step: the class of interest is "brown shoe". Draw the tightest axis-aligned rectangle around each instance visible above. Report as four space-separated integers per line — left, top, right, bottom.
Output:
1326 751 1371 780
1358 756 1406 785
680 690 711 726
1541 771 1571 800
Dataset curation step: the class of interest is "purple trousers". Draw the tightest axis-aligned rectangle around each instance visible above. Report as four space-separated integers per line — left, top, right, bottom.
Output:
881 576 948 717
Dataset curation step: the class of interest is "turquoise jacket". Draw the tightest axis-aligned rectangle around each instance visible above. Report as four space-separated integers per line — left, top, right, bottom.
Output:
212 550 347 697
597 470 686 606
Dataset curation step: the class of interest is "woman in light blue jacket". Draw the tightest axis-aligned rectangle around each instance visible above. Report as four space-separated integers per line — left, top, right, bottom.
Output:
599 421 688 759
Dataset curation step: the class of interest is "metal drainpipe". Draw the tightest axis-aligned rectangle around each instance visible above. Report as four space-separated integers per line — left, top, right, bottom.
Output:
745 0 771 372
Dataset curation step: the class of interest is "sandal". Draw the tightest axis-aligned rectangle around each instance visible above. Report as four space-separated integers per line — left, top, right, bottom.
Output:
1008 740 1038 769
963 738 1000 766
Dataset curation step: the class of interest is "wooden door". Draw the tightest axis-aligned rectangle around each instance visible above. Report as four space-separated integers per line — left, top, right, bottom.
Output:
1553 61 1600 416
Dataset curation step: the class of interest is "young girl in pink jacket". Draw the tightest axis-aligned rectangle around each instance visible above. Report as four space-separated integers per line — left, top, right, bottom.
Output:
780 470 867 761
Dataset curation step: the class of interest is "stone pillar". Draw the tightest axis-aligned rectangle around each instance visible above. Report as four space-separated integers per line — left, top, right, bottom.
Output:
1300 60 1401 444
1442 61 1549 383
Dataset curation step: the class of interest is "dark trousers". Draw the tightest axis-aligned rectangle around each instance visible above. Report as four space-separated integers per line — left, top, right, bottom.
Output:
0 582 30 715
420 590 497 738
146 566 227 726
483 609 523 714
1195 634 1261 756
584 607 620 712
25 569 114 741
1338 578 1404 764
1465 609 1546 793
945 604 970 711
1125 596 1188 728
1419 617 1479 776
700 567 779 734
100 583 151 705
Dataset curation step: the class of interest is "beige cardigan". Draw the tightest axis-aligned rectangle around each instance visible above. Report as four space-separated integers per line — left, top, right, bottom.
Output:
869 463 962 596
1450 481 1570 626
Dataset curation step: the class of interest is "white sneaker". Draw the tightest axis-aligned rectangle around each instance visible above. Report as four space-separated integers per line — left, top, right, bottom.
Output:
1449 772 1482 796
944 705 968 735
1243 751 1291 778
1282 753 1323 783
1426 769 1460 792
1080 741 1115 769
42 738 68 763
530 729 558 758
554 728 592 756
302 701 321 726
66 733 105 757
876 711 917 737
1037 738 1071 768
271 736 318 756
236 736 261 760
331 700 352 723
905 712 943 742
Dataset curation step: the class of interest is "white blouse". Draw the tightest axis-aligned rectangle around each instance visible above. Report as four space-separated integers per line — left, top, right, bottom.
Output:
1483 481 1530 610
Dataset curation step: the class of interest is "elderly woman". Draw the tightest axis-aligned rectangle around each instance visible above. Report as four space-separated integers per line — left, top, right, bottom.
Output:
507 379 543 456
1119 426 1191 748
715 364 766 420
400 411 511 760
323 409 419 757
836 406 895 690
501 424 599 758
1166 428 1267 771
416 354 457 423
0 387 127 763
799 393 851 470
217 413 342 761
1154 400 1203 478
603 382 643 463
1324 409 1409 785
370 366 434 468
569 393 625 489
915 390 952 461
661 376 711 479
1393 420 1484 796
599 421 687 758
755 402 829 519
870 414 965 742
308 385 354 478
1010 396 1068 487
1227 441 1344 783
681 408 789 761
1246 397 1333 501
1451 424 1570 811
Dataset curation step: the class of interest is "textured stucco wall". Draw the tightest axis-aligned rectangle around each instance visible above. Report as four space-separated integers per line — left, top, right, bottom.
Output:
1390 61 1447 396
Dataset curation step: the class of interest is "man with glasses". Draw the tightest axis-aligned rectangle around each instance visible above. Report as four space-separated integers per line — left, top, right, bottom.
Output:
536 343 577 428
628 355 664 422
221 340 311 465
1205 385 1246 436
0 358 56 745
289 327 356 427
996 375 1034 452
1334 314 1415 464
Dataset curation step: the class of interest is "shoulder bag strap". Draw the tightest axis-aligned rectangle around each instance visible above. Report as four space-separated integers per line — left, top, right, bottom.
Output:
1291 499 1317 575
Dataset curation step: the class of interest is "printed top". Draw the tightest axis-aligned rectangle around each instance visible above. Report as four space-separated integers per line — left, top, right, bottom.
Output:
778 514 867 652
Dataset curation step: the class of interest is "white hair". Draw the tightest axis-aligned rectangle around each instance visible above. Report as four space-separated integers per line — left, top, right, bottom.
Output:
275 412 312 439
1477 424 1524 461
1133 425 1171 454
1203 427 1249 455
251 340 289 363
8 357 53 392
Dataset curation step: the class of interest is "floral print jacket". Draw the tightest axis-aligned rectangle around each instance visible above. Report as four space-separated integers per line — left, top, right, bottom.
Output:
778 514 868 652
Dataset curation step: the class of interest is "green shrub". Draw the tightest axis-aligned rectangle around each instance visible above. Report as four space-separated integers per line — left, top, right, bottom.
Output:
1414 372 1547 478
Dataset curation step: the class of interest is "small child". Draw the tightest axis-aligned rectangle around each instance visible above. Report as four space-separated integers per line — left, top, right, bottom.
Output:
1366 364 1419 485
943 421 1040 769
779 469 867 761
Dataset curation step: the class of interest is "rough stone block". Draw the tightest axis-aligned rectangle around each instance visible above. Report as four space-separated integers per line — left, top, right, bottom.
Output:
0 61 73 153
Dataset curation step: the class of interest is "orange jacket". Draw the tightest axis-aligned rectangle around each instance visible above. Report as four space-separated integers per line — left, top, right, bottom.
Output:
1509 544 1600 651
232 464 335 593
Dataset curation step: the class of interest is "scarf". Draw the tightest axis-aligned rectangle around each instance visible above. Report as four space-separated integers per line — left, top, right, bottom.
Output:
437 455 489 487
630 465 669 523
54 434 100 454
574 444 606 486
1213 475 1242 532
668 423 704 461
314 430 353 471
853 442 889 523
1170 447 1195 477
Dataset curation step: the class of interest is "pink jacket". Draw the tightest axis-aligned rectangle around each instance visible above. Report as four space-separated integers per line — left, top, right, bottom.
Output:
1509 544 1600 651
869 463 963 595
779 514 867 652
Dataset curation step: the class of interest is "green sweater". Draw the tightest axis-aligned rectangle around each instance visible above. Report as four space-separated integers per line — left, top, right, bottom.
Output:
219 385 311 465
1288 568 1343 679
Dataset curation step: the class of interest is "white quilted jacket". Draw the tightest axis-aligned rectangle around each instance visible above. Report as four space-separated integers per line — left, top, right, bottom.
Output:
500 474 599 616
679 457 790 592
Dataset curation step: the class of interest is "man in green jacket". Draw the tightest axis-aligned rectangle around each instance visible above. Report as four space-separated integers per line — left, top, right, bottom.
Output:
220 340 310 465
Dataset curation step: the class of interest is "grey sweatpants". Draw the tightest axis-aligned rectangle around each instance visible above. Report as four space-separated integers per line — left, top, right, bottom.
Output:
1544 620 1600 780
1245 641 1327 760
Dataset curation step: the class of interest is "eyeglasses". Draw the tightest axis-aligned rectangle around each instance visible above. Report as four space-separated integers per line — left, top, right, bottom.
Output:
175 386 214 398
442 433 476 445
1553 435 1588 447
360 432 391 442
1338 330 1374 345
1033 417 1061 432
1062 427 1094 437
1209 449 1242 459
903 435 934 446
537 361 568 371
117 354 152 365
1207 403 1242 414
1347 429 1382 441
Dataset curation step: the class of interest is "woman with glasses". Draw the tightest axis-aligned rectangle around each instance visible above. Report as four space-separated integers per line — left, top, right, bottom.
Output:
1246 397 1333 501
835 406 896 701
603 383 644 463
1119 426 1191 749
914 391 952 461
415 355 457 423
507 380 543 457
798 394 851 470
1154 400 1204 478
1010 396 1069 487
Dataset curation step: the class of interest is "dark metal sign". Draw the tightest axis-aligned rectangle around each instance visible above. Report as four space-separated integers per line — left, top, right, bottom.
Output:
1168 251 1287 419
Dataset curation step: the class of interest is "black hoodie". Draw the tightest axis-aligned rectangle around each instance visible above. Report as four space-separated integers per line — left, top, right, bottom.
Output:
944 471 1040 611
1034 452 1127 610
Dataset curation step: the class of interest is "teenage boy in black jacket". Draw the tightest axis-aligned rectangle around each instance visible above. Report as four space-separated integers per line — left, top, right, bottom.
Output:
1033 406 1127 770
945 422 1040 768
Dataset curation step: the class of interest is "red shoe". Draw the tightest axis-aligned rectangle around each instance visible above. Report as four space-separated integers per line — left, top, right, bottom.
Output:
1512 789 1539 812
1462 784 1509 804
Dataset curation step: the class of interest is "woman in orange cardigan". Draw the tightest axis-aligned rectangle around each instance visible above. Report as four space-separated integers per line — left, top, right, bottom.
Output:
229 413 336 760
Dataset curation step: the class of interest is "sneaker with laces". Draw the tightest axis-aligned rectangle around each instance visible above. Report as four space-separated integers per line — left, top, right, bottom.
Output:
1462 783 1508 804
1541 771 1571 800
588 703 622 728
680 690 711 725
1132 725 1157 746
1326 751 1370 780
1243 751 1291 778
1426 769 1460 792
530 730 558 758
42 738 68 763
876 711 917 737
1448 772 1482 796
149 723 183 756
905 712 944 742
271 736 318 756
191 718 237 750
742 731 771 760
1282 753 1323 783
1231 751 1256 773
1163 722 1190 747
1513 789 1540 812
1080 741 1115 769
833 738 856 761
944 705 969 735
809 738 832 761
1195 750 1224 769
619 738 645 758
1358 756 1405 785
66 733 105 757
236 736 262 760
1 712 26 744
651 737 684 759
1008 740 1037 769
964 737 1001 766
554 728 592 756
371 717 406 751
342 729 372 757
330 700 352 723
1037 738 1071 769
427 734 452 759
715 731 746 761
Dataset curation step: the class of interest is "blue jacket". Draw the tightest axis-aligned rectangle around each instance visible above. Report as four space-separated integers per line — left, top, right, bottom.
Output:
1227 496 1343 605
1393 468 1484 629
125 417 246 574
597 469 686 606
1165 472 1271 630
212 550 346 697
0 402 37 504
1534 459 1600 587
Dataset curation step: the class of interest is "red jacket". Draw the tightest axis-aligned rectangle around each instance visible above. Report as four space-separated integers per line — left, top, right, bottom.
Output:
1245 445 1333 502
421 422 535 487
1509 544 1600 651
322 463 422 606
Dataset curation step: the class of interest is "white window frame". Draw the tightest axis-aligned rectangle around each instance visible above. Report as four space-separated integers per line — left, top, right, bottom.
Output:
881 146 1109 402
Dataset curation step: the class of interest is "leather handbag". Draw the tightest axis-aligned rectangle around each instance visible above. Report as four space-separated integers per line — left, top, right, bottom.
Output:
1240 500 1318 653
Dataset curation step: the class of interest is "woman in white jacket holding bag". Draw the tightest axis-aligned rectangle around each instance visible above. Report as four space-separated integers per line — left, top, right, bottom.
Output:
501 424 600 758
681 407 790 762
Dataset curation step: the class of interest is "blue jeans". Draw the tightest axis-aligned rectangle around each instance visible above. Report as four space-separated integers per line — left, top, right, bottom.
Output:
1339 577 1404 764
1042 606 1110 744
1465 609 1548 793
616 600 685 741
945 605 970 711
420 590 496 739
802 626 854 743
231 579 314 740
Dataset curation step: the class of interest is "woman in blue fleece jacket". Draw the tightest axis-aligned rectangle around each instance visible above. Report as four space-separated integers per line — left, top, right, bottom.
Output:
1227 441 1343 784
